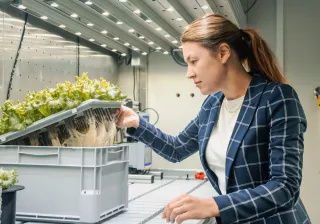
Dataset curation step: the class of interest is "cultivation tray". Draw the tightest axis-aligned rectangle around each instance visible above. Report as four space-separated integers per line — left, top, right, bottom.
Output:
0 100 122 146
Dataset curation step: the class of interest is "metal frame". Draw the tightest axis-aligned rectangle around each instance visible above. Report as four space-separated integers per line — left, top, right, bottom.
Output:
167 0 194 24
107 178 210 224
54 0 149 53
137 52 148 110
149 171 164 179
226 0 247 28
128 174 155 184
0 0 112 56
14 0 128 53
10 0 246 55
205 0 219 13
91 0 173 53
276 0 284 69
128 0 181 40
150 168 203 180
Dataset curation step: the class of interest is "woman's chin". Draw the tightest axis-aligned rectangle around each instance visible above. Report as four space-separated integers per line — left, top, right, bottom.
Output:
199 88 210 95
199 87 217 95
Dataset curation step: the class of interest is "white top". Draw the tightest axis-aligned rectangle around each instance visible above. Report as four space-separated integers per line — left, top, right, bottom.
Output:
205 95 245 195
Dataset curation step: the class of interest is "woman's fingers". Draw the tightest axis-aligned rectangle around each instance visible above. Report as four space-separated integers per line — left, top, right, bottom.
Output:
162 194 188 222
115 110 124 127
115 106 140 128
169 204 188 223
175 211 193 224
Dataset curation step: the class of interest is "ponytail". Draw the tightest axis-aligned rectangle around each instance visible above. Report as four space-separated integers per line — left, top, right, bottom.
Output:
181 14 287 84
242 29 287 84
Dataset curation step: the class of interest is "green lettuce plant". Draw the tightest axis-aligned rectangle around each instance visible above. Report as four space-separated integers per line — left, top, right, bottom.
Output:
0 73 127 134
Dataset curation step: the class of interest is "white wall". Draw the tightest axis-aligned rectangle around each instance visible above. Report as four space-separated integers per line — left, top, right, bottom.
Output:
146 52 206 169
117 62 134 100
244 0 277 51
283 1 320 223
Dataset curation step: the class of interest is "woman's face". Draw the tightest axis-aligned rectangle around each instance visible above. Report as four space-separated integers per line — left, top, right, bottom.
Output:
183 42 229 95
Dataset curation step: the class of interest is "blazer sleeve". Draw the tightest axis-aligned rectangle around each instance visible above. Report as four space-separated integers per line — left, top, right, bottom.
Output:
213 84 307 223
126 112 200 163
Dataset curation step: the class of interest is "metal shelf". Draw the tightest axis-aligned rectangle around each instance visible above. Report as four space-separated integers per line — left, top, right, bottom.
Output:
105 179 212 224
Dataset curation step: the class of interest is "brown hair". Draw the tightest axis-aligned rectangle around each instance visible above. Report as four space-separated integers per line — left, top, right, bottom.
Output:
181 14 287 84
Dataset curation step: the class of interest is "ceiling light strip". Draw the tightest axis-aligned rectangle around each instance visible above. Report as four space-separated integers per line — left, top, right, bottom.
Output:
18 0 128 53
91 0 173 52
55 0 149 52
166 0 194 24
127 0 180 40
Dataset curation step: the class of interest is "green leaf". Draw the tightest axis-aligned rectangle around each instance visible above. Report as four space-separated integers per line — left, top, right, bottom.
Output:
0 168 18 189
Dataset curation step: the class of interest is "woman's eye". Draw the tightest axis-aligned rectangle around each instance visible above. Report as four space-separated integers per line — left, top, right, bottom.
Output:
191 60 197 64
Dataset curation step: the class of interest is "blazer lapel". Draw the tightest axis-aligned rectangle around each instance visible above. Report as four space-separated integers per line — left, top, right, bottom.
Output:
200 93 224 153
225 74 268 187
199 92 224 194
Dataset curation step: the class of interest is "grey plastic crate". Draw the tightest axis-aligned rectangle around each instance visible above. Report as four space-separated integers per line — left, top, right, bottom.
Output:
0 144 129 223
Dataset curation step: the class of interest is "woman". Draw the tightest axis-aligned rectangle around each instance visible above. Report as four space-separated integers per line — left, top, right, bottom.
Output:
116 14 311 224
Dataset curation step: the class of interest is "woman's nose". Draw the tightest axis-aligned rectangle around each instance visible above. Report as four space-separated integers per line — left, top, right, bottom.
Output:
186 68 195 79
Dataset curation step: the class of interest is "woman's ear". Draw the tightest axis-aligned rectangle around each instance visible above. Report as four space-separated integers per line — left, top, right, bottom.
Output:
218 43 231 65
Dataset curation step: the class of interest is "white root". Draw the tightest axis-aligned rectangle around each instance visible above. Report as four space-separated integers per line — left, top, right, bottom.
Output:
81 116 97 147
48 127 61 146
62 121 83 147
42 109 118 147
104 121 116 146
62 128 83 147
94 121 108 147
29 133 39 146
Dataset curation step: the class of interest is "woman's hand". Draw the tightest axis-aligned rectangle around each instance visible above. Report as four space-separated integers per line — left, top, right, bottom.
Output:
162 194 220 223
115 106 140 129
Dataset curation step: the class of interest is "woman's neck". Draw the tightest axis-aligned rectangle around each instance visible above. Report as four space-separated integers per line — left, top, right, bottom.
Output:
222 68 252 100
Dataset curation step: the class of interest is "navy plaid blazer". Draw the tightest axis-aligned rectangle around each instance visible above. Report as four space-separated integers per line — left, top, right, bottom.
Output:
127 74 311 224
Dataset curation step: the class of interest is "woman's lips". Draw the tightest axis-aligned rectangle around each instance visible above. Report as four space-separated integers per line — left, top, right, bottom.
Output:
194 81 202 86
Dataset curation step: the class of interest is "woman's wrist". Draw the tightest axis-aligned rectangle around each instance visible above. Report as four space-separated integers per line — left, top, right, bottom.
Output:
132 114 140 129
205 197 220 217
